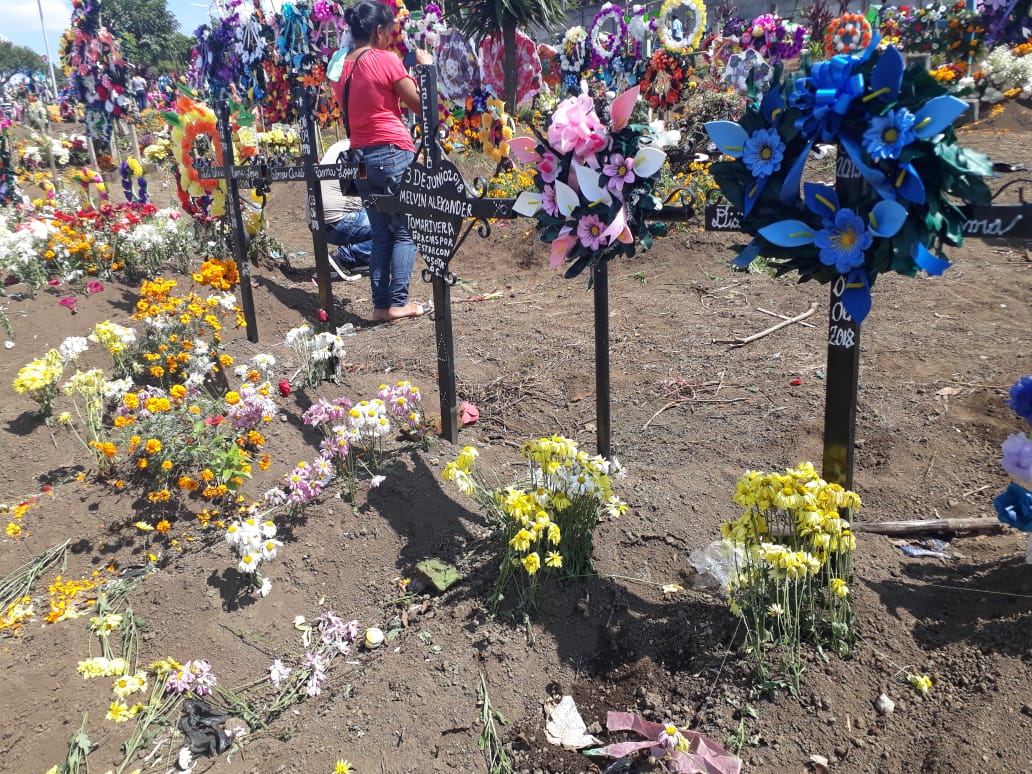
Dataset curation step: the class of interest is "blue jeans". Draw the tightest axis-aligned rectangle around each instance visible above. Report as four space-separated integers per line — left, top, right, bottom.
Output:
324 209 372 267
354 145 416 309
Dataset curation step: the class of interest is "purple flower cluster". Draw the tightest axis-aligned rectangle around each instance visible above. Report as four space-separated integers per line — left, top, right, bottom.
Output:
227 382 279 429
302 397 352 428
166 658 217 696
266 611 359 698
316 610 360 655
303 651 329 697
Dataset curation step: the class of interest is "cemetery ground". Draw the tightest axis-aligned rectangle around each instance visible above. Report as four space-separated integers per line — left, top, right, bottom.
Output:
1 106 1032 774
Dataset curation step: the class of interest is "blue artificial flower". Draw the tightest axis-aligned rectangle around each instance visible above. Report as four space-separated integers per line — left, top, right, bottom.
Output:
742 128 785 178
862 108 917 161
1002 433 1032 481
1008 375 1032 424
814 208 874 272
756 183 908 322
994 482 1032 531
789 55 866 143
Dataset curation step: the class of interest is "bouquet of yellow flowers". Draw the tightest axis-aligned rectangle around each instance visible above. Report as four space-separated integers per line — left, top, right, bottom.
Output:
444 436 626 614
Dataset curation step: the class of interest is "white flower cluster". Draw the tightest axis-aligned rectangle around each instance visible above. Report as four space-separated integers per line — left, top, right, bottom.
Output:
58 336 90 363
0 214 57 278
235 352 276 380
225 514 281 597
978 46 1032 103
183 338 214 390
345 399 391 446
285 324 346 385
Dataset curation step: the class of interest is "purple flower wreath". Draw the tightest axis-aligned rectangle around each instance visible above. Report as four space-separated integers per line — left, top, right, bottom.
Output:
587 3 628 67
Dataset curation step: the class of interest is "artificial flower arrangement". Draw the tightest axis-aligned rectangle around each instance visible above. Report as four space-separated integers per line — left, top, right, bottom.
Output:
478 96 516 165
119 158 149 205
994 375 1032 563
942 1 986 62
166 94 226 221
479 27 543 107
509 86 668 278
899 4 946 55
705 38 992 323
402 3 446 52
656 0 707 54
824 12 873 58
587 3 627 68
739 13 808 65
586 713 741 774
721 48 774 95
435 28 482 102
443 437 627 614
642 49 688 109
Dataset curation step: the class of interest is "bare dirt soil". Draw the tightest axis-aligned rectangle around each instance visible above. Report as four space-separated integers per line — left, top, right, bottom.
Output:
1 105 1031 774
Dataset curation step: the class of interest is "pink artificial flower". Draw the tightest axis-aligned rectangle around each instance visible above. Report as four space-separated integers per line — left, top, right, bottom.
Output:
541 185 559 216
47 279 61 286
547 95 608 164
59 297 77 313
538 151 561 184
86 281 104 294
603 154 636 193
577 215 606 251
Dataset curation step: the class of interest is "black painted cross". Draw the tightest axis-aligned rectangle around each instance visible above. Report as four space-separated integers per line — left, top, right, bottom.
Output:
366 64 516 443
199 88 363 340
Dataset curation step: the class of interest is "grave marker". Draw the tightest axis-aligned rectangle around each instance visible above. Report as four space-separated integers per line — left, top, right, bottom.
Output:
199 89 364 342
368 64 515 443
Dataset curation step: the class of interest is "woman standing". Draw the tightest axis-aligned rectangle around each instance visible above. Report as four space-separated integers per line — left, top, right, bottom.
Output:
337 0 432 322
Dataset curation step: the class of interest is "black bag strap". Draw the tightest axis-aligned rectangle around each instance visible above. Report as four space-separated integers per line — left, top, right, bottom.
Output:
342 49 372 138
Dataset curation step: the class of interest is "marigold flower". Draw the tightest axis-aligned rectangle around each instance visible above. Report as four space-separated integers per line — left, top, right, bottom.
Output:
144 438 162 455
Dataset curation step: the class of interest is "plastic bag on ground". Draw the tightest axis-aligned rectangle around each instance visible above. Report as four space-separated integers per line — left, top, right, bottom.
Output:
688 539 743 591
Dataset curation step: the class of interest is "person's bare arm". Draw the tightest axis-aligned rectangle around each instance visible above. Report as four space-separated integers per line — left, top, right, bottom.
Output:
394 76 421 113
392 49 433 112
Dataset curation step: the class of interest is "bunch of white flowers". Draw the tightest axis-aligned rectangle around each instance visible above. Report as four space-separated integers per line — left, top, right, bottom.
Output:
285 324 345 386
978 46 1032 103
345 399 391 448
224 513 281 597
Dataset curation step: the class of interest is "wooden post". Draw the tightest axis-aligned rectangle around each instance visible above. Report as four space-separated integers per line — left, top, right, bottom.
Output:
297 87 336 330
821 151 866 492
593 260 611 459
215 101 259 342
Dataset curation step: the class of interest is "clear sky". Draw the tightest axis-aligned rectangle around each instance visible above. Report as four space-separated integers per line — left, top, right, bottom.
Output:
4 1 218 59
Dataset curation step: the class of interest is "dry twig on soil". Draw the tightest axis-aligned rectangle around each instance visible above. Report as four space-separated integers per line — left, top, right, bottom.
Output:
713 302 818 347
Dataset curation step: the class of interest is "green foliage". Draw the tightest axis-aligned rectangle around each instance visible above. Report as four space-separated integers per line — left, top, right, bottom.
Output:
0 40 44 84
100 0 192 73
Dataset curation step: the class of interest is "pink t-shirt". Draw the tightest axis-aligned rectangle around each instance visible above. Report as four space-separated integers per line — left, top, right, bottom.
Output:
335 49 415 152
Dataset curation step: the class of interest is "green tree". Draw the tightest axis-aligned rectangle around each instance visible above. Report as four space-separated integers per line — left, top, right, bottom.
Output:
0 40 44 88
99 0 193 73
452 0 567 113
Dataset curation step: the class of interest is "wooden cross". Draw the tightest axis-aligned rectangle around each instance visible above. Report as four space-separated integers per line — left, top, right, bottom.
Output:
365 64 515 443
200 88 364 341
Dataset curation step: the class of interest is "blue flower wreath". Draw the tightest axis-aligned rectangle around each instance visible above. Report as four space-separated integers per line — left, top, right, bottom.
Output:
705 39 993 323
